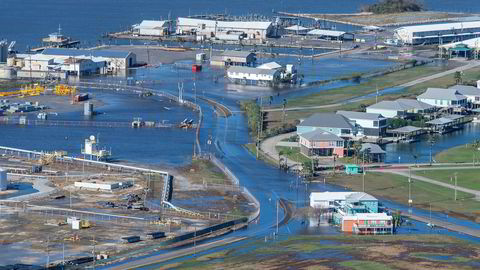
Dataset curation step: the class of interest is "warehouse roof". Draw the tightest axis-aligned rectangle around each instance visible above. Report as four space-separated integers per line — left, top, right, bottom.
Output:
337 110 385 121
285 25 309 31
227 66 278 76
310 192 356 202
307 29 346 37
299 113 353 129
300 129 343 142
135 20 169 29
42 48 131 59
257 62 282 70
417 88 466 101
395 21 480 33
449 85 480 96
220 50 255 58
440 37 480 50
177 17 272 30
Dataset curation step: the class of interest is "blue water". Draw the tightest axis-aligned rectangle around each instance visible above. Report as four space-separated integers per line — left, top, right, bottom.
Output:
2 0 480 50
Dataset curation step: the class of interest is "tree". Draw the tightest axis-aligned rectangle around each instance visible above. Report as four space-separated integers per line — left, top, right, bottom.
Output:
353 141 363 164
361 0 424 14
302 159 313 177
454 71 464 85
469 139 480 166
311 205 328 226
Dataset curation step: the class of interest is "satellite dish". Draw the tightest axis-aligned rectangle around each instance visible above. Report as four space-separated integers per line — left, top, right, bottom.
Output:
90 135 95 141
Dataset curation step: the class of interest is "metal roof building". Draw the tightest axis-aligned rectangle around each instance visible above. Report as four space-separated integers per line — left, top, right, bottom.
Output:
41 48 136 70
176 17 274 39
307 29 354 40
394 21 480 45
133 20 171 36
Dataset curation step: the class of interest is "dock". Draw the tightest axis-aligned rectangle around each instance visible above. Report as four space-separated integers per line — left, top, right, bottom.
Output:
0 117 197 129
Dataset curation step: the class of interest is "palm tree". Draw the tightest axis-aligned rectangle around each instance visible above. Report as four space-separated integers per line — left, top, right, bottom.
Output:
470 139 480 166
454 71 464 85
427 134 437 166
353 141 363 164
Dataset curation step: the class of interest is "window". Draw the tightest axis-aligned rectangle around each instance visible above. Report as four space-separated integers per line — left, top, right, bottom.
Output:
336 141 343 147
373 121 379 127
329 141 335 147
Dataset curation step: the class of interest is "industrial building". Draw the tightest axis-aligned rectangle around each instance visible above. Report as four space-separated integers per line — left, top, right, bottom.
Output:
176 17 274 40
10 53 107 79
394 21 480 45
41 48 136 71
133 20 172 36
210 51 256 67
337 111 387 138
307 29 354 41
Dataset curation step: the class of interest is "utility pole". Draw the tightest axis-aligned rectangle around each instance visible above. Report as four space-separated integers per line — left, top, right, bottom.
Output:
46 236 50 269
276 199 279 236
454 172 458 201
408 166 412 205
362 151 365 192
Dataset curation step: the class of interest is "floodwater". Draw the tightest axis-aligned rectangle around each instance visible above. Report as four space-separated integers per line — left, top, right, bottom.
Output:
2 0 480 50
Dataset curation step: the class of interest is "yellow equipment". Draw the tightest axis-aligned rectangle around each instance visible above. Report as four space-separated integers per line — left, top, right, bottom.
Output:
0 84 45 97
54 84 76 96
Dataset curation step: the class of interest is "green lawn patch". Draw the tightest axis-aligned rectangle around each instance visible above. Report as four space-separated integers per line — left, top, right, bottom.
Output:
327 172 480 221
435 144 479 163
276 146 311 163
418 169 480 190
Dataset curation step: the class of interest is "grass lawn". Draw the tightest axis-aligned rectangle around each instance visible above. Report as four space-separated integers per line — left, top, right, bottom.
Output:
158 234 479 270
326 172 480 222
183 159 229 185
276 146 311 163
416 169 480 191
285 64 455 108
264 65 480 132
435 144 479 163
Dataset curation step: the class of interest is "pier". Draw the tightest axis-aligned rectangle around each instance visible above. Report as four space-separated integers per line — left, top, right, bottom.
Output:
0 117 197 129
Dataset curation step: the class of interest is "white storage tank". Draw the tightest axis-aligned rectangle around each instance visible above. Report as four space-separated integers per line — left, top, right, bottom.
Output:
0 168 7 191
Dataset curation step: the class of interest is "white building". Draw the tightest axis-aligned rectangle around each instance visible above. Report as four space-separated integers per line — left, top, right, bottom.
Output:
133 20 171 36
449 85 480 106
227 66 281 86
394 21 480 45
307 29 354 41
336 111 387 137
176 17 274 39
41 48 136 71
366 99 435 118
417 88 467 108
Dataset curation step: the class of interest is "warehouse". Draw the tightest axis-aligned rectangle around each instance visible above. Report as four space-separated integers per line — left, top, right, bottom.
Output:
133 20 171 36
394 21 480 45
176 17 274 39
307 29 354 41
41 48 136 71
210 51 256 67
